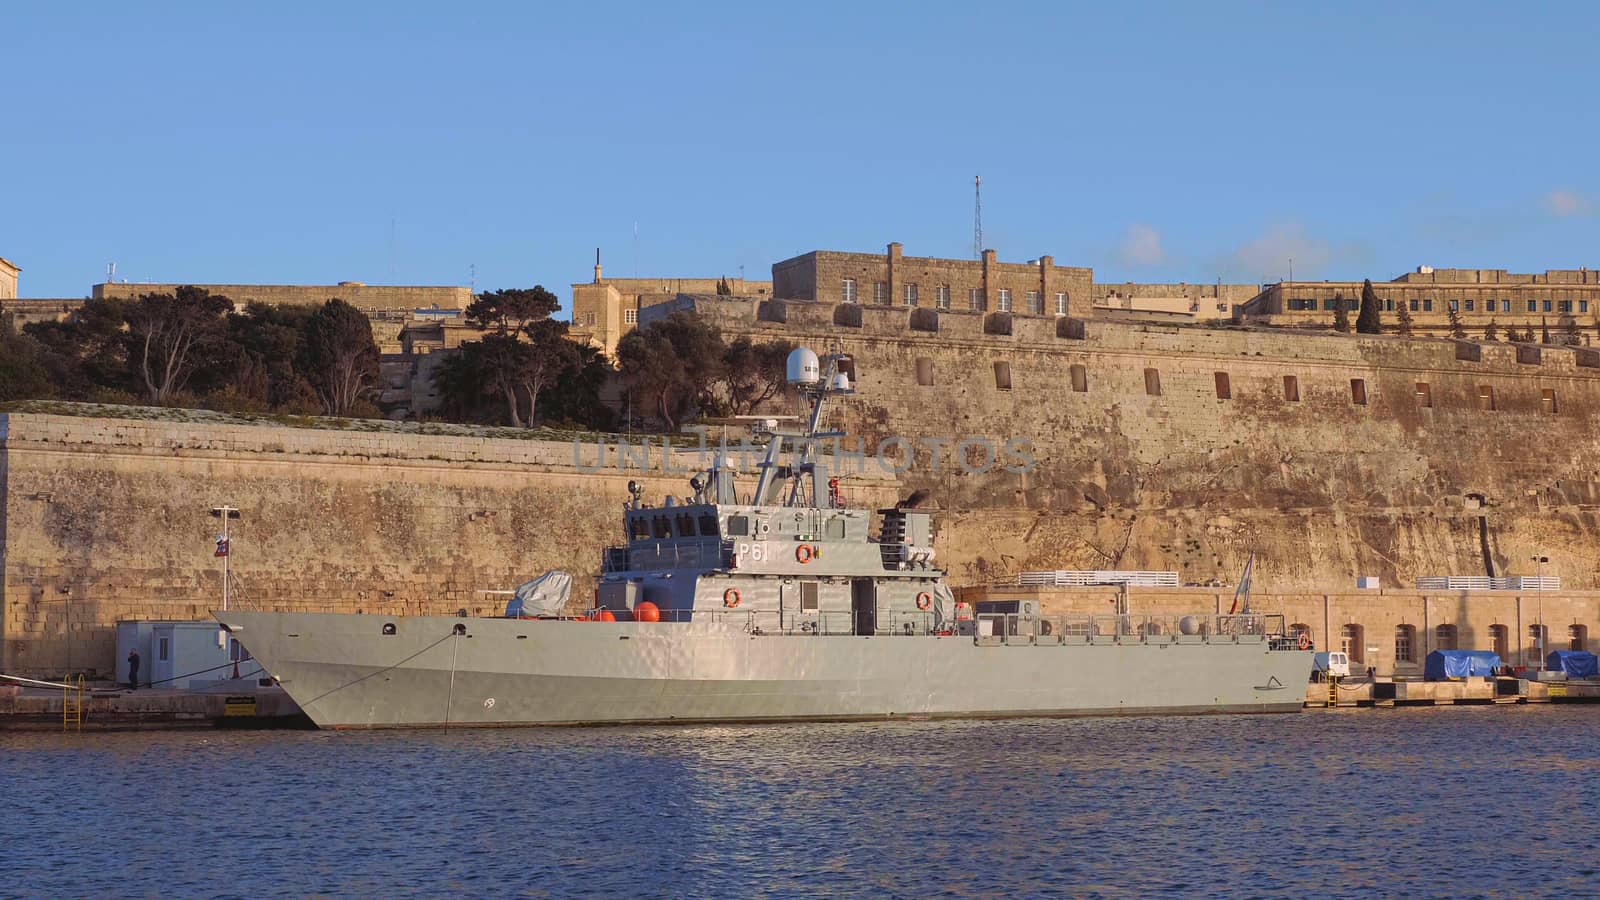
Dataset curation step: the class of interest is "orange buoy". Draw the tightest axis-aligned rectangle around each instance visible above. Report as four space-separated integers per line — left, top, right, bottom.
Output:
916 592 933 611
724 588 742 608
598 609 617 622
634 601 661 623
796 545 813 563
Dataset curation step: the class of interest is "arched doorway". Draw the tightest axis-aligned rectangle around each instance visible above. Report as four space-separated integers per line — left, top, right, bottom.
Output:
1488 624 1509 660
1341 624 1365 664
1570 624 1589 652
1435 624 1458 651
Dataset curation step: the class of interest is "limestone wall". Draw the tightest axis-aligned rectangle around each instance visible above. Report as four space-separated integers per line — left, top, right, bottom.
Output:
0 413 897 676
93 282 472 312
965 584 1600 678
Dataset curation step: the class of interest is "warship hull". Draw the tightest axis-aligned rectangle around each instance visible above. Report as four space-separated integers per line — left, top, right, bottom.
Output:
217 611 1313 729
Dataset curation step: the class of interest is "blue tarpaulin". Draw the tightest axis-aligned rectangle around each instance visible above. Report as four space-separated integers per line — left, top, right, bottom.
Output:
1546 650 1599 678
1424 650 1502 680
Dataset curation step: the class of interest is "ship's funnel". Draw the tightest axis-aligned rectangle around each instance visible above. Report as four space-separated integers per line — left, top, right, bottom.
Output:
787 347 820 384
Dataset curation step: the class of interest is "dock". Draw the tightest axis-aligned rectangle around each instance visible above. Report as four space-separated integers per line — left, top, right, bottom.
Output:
1305 678 1600 709
0 681 309 731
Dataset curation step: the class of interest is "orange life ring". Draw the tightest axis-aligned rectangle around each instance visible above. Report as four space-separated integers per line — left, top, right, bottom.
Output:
916 592 932 611
724 588 741 608
1297 631 1311 650
796 545 815 564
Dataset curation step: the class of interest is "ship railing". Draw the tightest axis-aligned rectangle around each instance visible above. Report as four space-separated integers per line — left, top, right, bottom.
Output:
978 613 1286 646
643 608 944 636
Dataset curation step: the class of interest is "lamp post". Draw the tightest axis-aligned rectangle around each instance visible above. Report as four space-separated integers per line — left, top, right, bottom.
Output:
1532 554 1549 669
210 506 241 611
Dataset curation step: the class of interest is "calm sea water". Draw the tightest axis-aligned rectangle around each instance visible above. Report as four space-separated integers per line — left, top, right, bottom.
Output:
4 707 1600 898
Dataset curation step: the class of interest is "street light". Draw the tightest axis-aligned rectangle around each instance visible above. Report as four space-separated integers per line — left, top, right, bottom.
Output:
1532 554 1549 669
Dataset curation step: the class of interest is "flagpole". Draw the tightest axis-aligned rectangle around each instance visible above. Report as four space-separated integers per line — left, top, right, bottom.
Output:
223 511 230 612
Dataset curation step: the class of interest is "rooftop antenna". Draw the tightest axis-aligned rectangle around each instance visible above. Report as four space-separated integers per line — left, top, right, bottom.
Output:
633 221 639 278
106 262 116 284
469 263 476 293
973 175 983 260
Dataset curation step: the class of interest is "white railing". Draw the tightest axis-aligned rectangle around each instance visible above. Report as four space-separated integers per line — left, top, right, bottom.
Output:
1416 576 1561 591
1016 570 1179 587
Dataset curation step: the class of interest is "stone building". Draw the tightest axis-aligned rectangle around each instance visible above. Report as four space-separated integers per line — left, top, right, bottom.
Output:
568 256 771 357
772 242 1093 320
0 257 18 300
93 279 471 314
1239 266 1600 340
1092 281 1262 323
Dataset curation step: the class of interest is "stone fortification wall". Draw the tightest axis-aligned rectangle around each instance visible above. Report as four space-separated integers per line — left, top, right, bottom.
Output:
963 584 1600 678
677 296 1600 593
0 413 898 676
94 282 471 312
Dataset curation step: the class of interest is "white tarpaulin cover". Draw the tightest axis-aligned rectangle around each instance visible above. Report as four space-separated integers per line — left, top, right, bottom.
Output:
505 571 573 617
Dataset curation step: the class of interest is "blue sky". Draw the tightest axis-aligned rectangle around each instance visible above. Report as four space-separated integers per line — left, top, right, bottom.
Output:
5 1 1598 305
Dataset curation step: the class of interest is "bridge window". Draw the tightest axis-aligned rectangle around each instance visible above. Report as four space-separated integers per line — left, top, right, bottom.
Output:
629 517 650 541
674 513 696 537
1395 625 1417 663
1435 623 1458 651
652 516 671 539
725 515 749 537
698 513 720 536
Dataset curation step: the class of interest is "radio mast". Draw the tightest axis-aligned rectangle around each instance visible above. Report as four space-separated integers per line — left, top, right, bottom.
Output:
973 175 983 259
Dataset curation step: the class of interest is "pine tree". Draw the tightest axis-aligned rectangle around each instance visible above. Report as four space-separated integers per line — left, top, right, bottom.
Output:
1395 297 1415 336
1562 317 1583 346
1331 293 1351 333
1356 279 1382 334
1484 319 1500 341
1447 304 1467 339
1541 317 1552 344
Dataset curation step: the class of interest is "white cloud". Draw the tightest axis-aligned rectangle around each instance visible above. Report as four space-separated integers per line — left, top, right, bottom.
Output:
1224 222 1332 282
1543 189 1592 217
1114 224 1166 266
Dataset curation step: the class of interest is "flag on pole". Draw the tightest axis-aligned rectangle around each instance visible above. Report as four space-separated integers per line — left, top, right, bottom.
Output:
1228 552 1255 615
214 537 230 558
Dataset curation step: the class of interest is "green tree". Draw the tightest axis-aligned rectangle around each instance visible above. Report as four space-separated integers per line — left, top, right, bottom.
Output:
1446 303 1467 339
302 298 380 416
1356 279 1382 334
1483 319 1500 341
464 286 560 335
24 297 134 398
1560 316 1583 346
124 286 233 404
0 314 56 401
615 312 728 430
716 336 793 415
541 343 616 430
1394 296 1415 336
1331 293 1350 333
716 276 732 296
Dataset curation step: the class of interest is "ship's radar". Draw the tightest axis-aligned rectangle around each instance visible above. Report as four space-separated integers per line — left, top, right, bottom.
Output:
786 347 820 384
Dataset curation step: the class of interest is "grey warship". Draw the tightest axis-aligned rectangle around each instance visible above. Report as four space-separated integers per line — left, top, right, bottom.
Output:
216 347 1313 729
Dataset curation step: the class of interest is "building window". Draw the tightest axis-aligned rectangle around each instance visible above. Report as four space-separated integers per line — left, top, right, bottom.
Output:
1214 372 1231 400
1541 388 1558 414
1527 299 1538 312
841 278 857 304
1323 298 1337 311
1530 624 1548 658
1384 298 1395 311
1395 625 1417 664
1144 367 1161 396
1581 300 1590 314
1501 299 1511 312
1422 299 1434 312
1283 375 1300 402
1559 300 1572 313
1350 378 1367 405
968 288 984 311
904 283 919 306
873 282 888 304
996 289 1012 312
936 285 950 309
1543 299 1553 312
1478 385 1496 411
1435 624 1458 651
1448 300 1459 312
1489 624 1509 659
1341 624 1365 664
1409 299 1420 311
1055 292 1067 316
915 357 934 386
1570 624 1588 652
1070 364 1087 393
623 308 637 325
1464 299 1474 312
1415 382 1432 408
1026 290 1041 314
993 361 1012 391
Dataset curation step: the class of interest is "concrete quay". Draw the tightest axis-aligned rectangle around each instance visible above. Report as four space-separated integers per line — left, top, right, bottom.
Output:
0 682 309 731
1305 677 1600 709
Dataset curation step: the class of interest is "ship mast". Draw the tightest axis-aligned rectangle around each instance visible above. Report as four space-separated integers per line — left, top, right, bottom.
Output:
751 347 853 508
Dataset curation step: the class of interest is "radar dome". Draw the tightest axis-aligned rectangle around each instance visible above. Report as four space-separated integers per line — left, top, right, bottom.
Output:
787 347 820 384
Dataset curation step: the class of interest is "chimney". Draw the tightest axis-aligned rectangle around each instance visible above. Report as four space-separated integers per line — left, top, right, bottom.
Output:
887 242 902 306
594 248 603 283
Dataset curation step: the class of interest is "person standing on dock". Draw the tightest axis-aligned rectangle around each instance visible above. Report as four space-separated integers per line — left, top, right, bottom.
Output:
127 649 140 691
